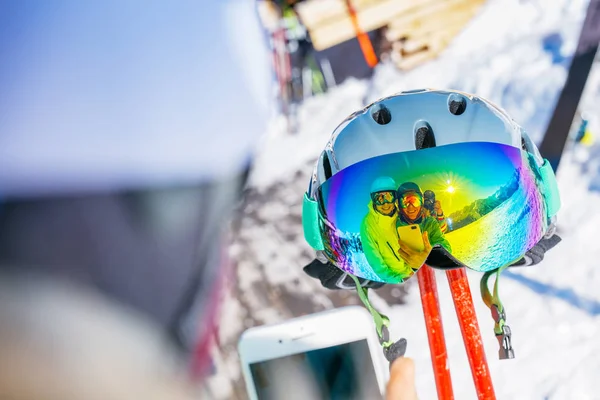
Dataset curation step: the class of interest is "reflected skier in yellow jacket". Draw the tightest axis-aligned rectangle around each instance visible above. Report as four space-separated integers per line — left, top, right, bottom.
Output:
360 177 415 283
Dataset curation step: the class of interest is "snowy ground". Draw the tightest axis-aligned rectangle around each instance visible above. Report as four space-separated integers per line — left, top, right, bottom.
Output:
206 0 600 399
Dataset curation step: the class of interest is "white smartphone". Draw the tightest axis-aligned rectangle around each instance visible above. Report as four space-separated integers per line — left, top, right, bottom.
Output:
238 306 389 400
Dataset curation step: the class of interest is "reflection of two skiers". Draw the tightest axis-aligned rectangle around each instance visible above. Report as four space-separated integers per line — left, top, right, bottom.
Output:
360 178 451 281
360 177 413 282
397 183 451 260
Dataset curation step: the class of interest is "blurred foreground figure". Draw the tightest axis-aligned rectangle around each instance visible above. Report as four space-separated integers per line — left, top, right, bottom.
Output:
0 1 419 399
0 1 271 398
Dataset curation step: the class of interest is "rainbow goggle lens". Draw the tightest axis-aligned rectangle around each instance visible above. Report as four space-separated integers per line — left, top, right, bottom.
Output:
400 193 422 209
372 191 396 206
302 142 561 284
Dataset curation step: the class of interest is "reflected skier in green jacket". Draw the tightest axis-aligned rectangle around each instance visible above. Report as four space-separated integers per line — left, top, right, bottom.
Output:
396 182 452 269
359 177 414 283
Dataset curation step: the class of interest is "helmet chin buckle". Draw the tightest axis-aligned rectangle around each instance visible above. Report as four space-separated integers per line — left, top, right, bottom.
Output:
544 216 558 239
491 305 515 360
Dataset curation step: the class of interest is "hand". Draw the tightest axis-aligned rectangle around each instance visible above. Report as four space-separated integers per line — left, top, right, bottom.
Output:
433 200 443 215
386 357 418 400
398 232 432 270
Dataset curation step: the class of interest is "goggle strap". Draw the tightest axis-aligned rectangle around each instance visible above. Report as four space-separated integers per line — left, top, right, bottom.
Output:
481 265 515 360
540 158 561 218
302 192 325 251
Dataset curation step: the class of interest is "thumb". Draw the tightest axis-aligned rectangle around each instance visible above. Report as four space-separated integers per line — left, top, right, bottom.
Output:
386 357 418 400
422 231 430 246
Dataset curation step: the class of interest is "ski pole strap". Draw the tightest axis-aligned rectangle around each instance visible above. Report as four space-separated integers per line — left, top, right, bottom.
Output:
480 265 515 360
349 274 411 364
349 274 409 364
349 274 391 345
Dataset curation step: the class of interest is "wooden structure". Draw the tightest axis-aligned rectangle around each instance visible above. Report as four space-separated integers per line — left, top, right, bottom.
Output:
294 0 487 70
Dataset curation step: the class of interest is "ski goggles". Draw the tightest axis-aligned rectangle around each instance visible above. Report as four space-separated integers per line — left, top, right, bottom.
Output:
399 193 422 209
371 191 396 205
302 142 561 284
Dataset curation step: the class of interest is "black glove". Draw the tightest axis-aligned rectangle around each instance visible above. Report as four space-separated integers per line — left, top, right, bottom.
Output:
384 338 408 364
510 233 562 267
303 257 385 290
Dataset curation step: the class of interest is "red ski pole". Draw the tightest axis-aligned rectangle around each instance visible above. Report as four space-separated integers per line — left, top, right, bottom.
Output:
417 265 454 400
446 268 496 400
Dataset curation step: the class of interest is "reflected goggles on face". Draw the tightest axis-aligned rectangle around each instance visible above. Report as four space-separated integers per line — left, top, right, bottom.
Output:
400 193 422 209
372 191 396 206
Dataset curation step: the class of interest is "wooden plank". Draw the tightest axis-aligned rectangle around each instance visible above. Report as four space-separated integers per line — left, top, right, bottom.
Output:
306 0 442 50
393 48 439 69
391 23 464 70
393 41 446 69
385 0 483 41
399 23 464 55
387 0 482 28
295 0 383 31
386 5 480 42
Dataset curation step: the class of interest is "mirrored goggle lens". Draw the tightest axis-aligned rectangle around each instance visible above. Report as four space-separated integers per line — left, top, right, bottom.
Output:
400 194 422 208
315 142 549 284
372 191 396 205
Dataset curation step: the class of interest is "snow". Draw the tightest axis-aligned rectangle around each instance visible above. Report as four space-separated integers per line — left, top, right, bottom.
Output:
209 0 600 399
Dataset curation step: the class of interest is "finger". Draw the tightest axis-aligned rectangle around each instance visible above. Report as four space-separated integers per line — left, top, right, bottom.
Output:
398 247 411 260
422 232 431 247
386 357 418 400
424 242 432 253
398 241 411 252
399 244 418 258
399 250 419 269
424 239 432 253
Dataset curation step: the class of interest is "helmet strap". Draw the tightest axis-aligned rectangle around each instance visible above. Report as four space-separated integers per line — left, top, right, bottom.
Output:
480 265 514 360
349 274 407 364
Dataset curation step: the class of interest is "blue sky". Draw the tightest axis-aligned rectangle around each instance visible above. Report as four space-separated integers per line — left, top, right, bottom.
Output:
0 0 273 196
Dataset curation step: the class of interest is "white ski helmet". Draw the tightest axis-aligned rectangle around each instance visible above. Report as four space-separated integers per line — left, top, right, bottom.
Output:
303 89 560 283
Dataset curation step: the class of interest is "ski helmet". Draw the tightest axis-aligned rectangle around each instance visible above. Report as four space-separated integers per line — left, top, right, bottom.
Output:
397 182 423 198
302 89 561 284
370 176 398 194
423 189 436 202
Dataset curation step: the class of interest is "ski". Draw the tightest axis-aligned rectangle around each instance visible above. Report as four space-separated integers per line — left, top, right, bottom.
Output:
417 265 497 399
446 268 496 400
539 0 600 172
417 265 455 399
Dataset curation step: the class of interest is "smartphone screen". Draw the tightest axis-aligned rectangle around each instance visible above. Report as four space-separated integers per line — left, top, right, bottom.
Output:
249 339 382 400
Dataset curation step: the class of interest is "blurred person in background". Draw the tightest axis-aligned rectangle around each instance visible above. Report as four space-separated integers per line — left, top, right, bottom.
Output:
422 190 447 233
0 1 416 399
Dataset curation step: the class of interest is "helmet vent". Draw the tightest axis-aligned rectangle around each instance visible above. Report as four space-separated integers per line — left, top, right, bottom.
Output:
322 152 333 180
414 121 436 149
371 103 392 125
447 93 467 115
